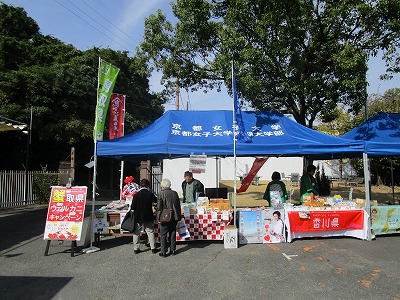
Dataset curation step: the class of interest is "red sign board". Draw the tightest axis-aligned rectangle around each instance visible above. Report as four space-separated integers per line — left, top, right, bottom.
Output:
44 186 87 240
287 210 364 232
109 93 125 139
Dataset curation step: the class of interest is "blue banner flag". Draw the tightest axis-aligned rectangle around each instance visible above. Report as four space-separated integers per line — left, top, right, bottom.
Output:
232 61 249 142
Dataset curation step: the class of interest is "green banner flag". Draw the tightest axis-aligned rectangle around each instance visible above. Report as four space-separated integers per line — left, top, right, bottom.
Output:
94 58 119 140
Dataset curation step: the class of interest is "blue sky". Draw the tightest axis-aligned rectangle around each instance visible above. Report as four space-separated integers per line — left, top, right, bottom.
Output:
3 0 399 112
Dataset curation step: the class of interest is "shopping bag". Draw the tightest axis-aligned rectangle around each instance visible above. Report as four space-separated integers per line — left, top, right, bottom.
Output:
159 208 173 224
121 210 136 232
176 218 190 239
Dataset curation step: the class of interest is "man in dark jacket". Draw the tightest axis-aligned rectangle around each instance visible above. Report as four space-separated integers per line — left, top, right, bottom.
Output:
131 179 158 254
181 171 205 203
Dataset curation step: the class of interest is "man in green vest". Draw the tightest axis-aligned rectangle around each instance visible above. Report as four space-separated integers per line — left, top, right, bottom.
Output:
181 171 205 203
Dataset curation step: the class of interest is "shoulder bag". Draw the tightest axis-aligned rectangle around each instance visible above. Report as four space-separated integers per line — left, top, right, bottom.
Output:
159 208 173 224
121 210 136 232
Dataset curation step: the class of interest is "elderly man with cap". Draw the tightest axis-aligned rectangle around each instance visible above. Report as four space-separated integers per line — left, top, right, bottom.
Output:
181 171 204 203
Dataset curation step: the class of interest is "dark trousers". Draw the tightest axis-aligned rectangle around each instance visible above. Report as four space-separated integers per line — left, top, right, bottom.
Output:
160 221 178 254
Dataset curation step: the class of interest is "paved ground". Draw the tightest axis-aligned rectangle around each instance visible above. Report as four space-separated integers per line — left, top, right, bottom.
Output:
1 205 399 300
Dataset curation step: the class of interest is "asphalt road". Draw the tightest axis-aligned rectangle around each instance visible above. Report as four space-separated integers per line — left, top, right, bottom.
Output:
0 205 399 300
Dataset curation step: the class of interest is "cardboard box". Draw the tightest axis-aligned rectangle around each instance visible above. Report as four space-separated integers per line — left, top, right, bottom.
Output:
208 199 230 211
224 225 238 249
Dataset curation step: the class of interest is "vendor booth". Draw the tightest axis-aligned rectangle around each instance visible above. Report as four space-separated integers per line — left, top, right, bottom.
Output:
94 110 373 244
341 112 400 237
92 199 232 242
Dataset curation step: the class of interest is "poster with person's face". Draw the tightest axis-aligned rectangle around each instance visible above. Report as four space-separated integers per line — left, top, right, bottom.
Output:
263 209 285 243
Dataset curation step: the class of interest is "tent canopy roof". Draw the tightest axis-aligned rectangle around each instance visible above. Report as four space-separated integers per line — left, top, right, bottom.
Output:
0 117 27 132
341 112 400 157
97 110 364 161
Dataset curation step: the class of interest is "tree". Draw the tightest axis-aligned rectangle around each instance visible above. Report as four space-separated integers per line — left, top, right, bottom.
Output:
0 4 165 173
138 0 400 127
316 88 400 184
345 88 400 185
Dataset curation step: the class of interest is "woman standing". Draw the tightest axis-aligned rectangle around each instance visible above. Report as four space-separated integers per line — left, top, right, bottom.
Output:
157 179 181 257
300 165 319 203
263 171 288 207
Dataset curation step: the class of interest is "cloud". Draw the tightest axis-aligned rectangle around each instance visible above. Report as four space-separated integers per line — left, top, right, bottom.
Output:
112 1 171 51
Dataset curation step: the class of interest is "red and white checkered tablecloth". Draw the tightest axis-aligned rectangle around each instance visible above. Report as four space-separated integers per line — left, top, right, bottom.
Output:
154 213 232 241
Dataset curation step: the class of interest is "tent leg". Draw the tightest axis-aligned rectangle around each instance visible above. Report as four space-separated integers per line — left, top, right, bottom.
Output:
363 153 372 241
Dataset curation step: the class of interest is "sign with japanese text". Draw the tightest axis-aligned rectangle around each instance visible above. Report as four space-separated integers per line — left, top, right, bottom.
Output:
109 93 125 139
94 59 119 140
170 122 284 139
371 205 400 235
93 212 108 234
287 210 364 232
44 186 87 241
189 154 207 173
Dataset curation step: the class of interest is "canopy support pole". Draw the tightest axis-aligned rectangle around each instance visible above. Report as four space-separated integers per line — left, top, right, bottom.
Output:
82 141 100 253
363 152 372 241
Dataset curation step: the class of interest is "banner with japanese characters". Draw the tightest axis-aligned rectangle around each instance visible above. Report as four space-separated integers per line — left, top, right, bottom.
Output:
44 186 87 241
94 58 119 140
189 154 207 173
371 206 400 235
287 210 364 232
109 93 125 139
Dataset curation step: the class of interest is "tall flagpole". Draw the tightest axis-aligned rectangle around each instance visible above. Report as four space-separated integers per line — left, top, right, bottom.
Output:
232 61 237 227
119 96 126 196
83 57 101 253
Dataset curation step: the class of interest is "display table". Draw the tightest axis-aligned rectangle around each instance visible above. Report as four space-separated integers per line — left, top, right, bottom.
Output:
285 209 369 242
93 211 232 242
93 211 131 242
154 213 232 241
371 205 400 236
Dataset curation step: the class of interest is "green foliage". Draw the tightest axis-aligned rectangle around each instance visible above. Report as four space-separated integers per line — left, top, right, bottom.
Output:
138 0 399 127
317 104 354 136
32 173 59 203
0 3 165 171
345 88 400 185
351 88 400 127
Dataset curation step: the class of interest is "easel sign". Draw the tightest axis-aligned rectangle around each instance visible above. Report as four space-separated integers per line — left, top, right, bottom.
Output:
44 186 87 241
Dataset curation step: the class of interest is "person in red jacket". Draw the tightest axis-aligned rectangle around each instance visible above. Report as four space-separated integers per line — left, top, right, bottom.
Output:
120 176 140 200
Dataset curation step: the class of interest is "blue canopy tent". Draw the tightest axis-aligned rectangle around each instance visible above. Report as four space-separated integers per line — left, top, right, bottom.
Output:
96 110 371 239
97 110 364 159
341 112 400 157
341 112 400 208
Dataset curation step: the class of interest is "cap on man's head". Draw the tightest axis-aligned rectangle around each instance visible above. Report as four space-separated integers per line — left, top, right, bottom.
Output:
124 176 135 184
184 171 193 178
